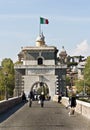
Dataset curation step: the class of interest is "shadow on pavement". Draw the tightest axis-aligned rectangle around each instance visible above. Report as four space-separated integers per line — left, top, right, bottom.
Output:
0 101 27 123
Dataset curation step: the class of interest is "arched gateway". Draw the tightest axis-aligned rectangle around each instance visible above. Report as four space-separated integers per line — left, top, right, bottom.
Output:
30 81 49 100
14 33 67 99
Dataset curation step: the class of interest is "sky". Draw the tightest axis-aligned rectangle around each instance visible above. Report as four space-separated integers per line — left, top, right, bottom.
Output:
0 0 90 62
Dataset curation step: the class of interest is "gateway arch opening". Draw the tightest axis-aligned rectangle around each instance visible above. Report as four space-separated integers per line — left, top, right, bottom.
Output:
30 82 50 100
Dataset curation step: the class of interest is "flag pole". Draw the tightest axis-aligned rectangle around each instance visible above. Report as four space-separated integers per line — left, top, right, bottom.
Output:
39 23 41 35
39 17 41 35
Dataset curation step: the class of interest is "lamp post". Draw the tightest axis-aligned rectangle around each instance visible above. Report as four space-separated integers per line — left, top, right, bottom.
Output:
4 72 8 100
83 71 86 95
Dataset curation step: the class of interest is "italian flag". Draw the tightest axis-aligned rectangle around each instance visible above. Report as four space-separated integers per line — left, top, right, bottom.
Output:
40 17 49 24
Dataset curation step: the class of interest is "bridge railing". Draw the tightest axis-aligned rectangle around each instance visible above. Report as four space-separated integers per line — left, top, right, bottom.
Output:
53 95 90 119
0 96 22 114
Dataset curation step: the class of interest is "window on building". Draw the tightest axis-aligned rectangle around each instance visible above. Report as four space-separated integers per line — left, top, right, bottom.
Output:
38 58 43 65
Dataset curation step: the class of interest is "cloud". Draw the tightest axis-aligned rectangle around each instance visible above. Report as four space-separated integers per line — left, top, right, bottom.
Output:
76 40 88 52
71 40 90 57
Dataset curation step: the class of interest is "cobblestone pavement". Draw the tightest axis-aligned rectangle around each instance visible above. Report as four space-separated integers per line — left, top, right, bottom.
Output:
0 101 90 130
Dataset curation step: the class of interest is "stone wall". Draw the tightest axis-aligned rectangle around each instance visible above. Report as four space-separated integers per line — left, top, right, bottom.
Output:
0 97 22 114
53 96 90 119
75 99 90 119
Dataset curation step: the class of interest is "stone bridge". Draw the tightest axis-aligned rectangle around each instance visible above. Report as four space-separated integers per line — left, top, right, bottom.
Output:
0 97 90 130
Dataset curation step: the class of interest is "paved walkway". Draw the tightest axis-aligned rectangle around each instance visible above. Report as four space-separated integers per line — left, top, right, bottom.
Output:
0 101 90 130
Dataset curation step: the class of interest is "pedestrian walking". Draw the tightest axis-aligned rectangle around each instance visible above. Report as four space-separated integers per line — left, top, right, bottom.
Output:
28 90 34 107
22 91 26 102
39 92 45 107
58 93 62 103
68 86 77 115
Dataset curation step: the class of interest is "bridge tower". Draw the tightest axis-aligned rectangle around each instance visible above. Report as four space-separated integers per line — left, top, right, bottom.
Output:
14 33 67 99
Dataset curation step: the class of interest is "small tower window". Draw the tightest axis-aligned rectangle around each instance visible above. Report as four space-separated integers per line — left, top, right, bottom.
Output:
38 58 43 65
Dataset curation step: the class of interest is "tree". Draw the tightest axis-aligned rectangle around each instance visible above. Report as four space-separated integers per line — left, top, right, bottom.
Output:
0 58 15 99
75 79 84 93
66 76 71 86
84 56 90 94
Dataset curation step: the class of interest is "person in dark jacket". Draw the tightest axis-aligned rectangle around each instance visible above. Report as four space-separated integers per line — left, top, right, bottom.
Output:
28 91 34 100
69 87 77 115
28 90 34 107
58 93 62 103
22 91 26 102
39 92 45 107
71 96 76 108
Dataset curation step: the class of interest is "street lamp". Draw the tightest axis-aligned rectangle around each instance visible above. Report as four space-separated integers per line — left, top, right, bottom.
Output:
83 71 86 95
4 72 8 100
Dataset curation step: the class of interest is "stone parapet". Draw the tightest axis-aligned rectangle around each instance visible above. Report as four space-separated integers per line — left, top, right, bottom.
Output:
0 97 22 114
55 96 90 119
76 99 90 119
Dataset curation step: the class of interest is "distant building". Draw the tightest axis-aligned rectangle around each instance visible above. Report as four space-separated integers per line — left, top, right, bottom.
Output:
77 61 86 80
14 33 67 99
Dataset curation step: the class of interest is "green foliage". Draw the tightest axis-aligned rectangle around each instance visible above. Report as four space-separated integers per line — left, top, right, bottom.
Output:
82 56 90 94
73 55 84 62
67 56 90 95
75 80 84 93
67 55 84 67
66 76 71 86
67 62 78 67
14 61 23 65
0 58 15 99
84 56 90 87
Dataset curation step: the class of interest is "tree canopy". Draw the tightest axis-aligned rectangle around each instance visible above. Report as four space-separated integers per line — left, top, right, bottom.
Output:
84 56 90 87
0 58 15 99
76 56 90 95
